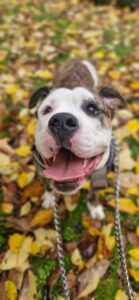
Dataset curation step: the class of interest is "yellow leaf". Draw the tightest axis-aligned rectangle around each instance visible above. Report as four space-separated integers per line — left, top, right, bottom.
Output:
136 227 139 237
26 118 36 136
129 269 139 282
115 289 128 300
64 194 78 211
130 81 139 90
102 223 115 251
127 119 139 135
109 70 121 80
0 237 32 272
37 70 53 80
136 162 139 174
30 209 53 227
105 235 115 251
17 172 35 188
88 226 100 237
128 248 139 260
5 280 17 300
30 241 39 255
8 234 26 254
15 145 31 157
81 214 90 229
108 52 118 60
82 180 90 191
127 184 139 196
1 202 13 214
20 201 31 216
94 51 105 59
71 248 84 269
5 84 19 95
108 197 139 214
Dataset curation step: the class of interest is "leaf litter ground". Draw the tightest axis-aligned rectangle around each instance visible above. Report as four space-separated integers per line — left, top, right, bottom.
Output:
0 1 139 299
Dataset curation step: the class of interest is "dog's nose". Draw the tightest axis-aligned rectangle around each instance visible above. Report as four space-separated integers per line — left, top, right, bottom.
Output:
48 113 78 139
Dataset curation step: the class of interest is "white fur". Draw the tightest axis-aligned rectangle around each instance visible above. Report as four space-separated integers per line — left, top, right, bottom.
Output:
87 203 105 220
82 60 99 86
41 190 55 208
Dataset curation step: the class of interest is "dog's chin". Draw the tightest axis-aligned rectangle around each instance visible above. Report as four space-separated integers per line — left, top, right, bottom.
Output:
52 178 84 194
43 147 106 194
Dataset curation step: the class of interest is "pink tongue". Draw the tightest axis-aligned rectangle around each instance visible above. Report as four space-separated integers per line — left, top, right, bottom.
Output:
43 149 84 181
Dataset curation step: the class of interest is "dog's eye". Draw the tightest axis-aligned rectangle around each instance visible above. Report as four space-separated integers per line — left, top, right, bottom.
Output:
42 106 52 115
86 103 99 116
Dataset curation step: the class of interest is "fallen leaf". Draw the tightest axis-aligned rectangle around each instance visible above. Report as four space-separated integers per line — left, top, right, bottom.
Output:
15 145 31 157
136 227 139 237
36 69 53 79
20 202 31 216
5 84 19 95
78 260 109 298
0 139 15 155
129 269 139 282
1 202 14 214
71 248 84 269
17 172 35 188
115 289 128 300
8 234 26 254
108 197 139 214
130 81 139 90
127 119 139 136
119 149 136 171
5 280 17 300
26 118 36 136
120 173 139 188
128 248 139 260
30 209 53 227
64 193 80 211
0 237 32 272
109 70 121 80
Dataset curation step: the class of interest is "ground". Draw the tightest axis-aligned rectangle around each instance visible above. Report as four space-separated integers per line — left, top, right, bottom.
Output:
0 1 139 299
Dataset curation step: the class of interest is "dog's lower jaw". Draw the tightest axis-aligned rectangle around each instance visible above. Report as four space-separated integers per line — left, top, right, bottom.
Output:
49 145 111 195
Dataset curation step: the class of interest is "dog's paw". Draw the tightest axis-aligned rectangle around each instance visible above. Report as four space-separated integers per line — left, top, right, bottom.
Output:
87 203 105 220
41 190 56 208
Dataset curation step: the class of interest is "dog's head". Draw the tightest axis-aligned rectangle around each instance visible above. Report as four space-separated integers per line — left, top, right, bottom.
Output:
29 84 123 194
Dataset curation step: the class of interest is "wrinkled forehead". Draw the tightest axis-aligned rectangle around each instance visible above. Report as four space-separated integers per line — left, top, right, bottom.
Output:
38 87 96 111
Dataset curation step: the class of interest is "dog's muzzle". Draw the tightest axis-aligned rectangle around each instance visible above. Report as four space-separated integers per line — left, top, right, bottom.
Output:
48 112 79 143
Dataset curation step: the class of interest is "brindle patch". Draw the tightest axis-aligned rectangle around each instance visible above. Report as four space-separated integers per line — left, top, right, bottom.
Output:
53 58 96 90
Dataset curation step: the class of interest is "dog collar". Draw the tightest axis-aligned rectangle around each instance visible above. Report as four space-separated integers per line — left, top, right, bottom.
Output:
90 139 115 190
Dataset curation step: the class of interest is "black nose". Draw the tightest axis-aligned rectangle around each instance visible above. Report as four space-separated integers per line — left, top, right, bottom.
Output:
48 113 78 140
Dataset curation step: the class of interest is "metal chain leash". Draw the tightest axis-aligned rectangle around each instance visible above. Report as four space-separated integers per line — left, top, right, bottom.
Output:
52 198 71 300
112 136 135 300
49 137 135 300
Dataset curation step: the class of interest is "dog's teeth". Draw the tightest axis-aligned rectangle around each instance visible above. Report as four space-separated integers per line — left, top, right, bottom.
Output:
83 159 88 167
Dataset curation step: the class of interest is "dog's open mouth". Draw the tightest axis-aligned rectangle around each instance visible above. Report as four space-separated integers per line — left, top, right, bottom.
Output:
44 148 103 192
43 148 103 193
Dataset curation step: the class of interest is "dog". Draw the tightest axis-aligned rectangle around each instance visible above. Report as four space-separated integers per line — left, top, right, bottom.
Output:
29 59 123 203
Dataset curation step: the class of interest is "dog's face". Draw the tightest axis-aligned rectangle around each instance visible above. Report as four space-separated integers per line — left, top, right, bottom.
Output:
29 85 123 194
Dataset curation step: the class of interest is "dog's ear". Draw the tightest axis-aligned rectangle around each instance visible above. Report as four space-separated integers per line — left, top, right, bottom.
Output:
29 86 49 109
99 86 125 110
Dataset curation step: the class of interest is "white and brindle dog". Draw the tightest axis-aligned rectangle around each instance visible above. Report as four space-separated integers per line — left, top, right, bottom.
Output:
29 59 124 218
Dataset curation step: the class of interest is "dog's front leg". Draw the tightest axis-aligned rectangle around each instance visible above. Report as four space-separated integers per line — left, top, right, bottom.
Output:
87 166 108 220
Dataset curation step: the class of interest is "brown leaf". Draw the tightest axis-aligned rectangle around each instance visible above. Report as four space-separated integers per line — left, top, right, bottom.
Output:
77 260 109 298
